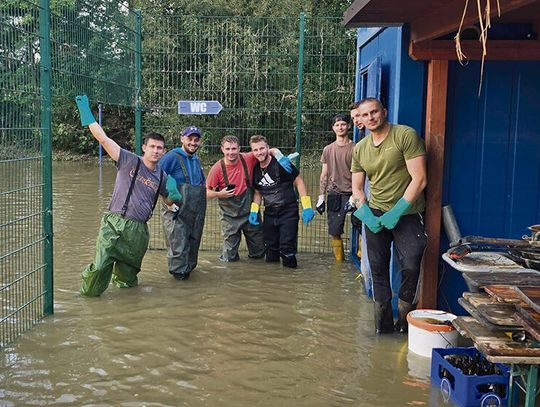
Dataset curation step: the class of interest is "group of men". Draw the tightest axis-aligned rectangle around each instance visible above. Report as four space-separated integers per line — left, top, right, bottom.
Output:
75 95 427 335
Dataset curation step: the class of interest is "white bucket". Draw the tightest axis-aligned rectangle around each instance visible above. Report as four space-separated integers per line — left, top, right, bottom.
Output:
407 309 459 358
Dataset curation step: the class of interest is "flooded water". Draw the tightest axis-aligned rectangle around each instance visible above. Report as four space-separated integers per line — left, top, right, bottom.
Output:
0 162 445 406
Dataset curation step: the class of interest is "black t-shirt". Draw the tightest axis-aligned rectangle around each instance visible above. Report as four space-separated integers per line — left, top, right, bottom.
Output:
253 157 299 210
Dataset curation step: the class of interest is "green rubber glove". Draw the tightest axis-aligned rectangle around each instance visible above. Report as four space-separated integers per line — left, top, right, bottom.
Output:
353 203 383 233
166 175 182 202
380 197 411 230
75 95 96 126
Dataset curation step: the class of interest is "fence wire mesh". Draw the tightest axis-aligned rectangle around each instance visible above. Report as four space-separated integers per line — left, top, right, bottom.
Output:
141 14 356 255
1 6 355 348
0 0 138 348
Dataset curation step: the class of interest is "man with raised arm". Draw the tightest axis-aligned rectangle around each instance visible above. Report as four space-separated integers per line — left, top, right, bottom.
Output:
206 135 298 263
75 95 181 297
350 98 427 334
248 135 315 269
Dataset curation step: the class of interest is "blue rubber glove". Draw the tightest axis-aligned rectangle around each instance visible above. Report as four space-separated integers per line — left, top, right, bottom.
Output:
249 202 260 225
380 197 411 230
274 151 299 174
300 196 315 225
302 207 315 224
75 95 97 126
166 175 182 202
353 203 383 233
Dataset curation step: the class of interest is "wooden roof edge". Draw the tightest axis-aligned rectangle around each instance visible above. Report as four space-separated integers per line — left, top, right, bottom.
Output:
409 39 540 61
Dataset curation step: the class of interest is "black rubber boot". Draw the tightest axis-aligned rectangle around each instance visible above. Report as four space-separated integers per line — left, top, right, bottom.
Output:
395 299 415 334
281 253 297 268
374 300 394 334
265 249 280 263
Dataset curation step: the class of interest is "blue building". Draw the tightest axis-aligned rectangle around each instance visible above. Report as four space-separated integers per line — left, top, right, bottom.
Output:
343 1 540 313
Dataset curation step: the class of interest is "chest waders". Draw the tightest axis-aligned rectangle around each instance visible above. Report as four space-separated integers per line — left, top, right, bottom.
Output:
81 160 164 297
217 156 264 261
161 153 206 278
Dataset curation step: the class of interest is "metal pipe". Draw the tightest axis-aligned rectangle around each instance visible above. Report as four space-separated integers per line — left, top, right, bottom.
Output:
98 103 103 166
442 205 462 246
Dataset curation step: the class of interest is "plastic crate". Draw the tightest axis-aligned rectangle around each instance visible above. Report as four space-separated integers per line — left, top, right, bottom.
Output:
431 347 511 407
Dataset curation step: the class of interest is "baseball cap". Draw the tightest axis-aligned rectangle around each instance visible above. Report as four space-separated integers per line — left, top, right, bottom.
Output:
182 126 202 137
331 113 350 125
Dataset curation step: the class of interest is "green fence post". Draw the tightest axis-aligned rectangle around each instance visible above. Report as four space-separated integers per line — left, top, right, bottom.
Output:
39 0 53 315
134 9 142 155
295 12 306 166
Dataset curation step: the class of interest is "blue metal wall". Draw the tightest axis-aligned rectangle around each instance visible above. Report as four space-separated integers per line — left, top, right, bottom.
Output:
356 27 424 129
440 60 540 313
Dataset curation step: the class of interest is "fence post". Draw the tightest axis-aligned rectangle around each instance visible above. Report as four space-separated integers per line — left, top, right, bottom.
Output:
98 103 103 166
39 0 53 315
134 9 142 155
295 12 305 165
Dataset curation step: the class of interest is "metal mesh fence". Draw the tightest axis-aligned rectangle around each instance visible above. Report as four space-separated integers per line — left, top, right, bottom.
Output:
0 0 138 348
1 6 354 347
141 14 356 254
1 0 49 349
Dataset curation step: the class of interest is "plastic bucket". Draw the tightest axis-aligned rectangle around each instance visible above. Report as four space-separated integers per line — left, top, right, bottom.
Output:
407 309 458 358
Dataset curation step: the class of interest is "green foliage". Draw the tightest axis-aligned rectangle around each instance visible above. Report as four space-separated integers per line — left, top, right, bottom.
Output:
2 0 355 158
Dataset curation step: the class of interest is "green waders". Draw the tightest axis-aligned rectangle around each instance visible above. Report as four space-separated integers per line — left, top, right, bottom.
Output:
218 188 264 262
81 212 149 297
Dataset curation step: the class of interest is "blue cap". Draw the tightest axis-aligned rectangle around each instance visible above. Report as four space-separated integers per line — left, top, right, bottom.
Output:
181 126 202 137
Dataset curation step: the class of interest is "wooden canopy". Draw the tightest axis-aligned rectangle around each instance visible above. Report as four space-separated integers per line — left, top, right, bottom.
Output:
343 0 540 60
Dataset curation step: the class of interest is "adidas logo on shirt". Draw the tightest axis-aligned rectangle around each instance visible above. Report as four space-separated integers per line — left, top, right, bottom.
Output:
258 173 275 187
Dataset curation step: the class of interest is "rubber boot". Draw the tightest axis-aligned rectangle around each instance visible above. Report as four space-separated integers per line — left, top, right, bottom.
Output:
374 300 394 334
281 253 297 269
331 238 344 262
395 299 415 334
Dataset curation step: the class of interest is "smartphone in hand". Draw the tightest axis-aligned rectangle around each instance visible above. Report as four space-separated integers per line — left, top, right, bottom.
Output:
225 184 236 191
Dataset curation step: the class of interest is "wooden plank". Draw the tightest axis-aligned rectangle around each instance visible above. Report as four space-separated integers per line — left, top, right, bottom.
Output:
459 297 520 331
453 316 510 340
484 285 525 304
455 317 540 364
464 271 540 289
477 340 540 364
476 303 520 326
419 59 447 309
409 40 540 61
463 292 496 307
516 304 540 332
514 312 540 342
515 286 540 314
410 0 540 43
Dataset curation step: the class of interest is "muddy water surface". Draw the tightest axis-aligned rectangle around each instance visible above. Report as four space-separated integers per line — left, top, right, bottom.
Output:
0 162 444 406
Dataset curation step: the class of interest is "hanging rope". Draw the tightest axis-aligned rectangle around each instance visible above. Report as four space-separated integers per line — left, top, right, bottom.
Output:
454 0 501 96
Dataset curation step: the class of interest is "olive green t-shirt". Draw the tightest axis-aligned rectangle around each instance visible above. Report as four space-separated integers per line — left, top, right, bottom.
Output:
351 124 426 214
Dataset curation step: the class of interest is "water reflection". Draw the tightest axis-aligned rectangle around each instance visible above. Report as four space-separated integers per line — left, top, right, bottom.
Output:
0 162 443 406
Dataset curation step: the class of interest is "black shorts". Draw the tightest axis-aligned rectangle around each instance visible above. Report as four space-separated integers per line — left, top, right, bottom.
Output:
327 191 351 237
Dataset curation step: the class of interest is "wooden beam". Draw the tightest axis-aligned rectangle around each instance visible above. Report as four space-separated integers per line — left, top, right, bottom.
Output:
409 40 540 61
410 0 539 43
342 0 372 27
419 60 448 309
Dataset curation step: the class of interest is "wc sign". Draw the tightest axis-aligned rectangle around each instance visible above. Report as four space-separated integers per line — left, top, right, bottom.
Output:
177 100 223 115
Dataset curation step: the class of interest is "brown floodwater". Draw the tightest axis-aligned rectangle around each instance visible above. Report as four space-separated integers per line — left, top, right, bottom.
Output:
0 162 445 406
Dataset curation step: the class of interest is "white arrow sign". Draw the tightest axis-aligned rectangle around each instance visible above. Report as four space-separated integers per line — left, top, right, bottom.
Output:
177 100 223 115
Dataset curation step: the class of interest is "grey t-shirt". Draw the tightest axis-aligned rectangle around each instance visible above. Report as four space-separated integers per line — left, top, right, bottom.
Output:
109 149 167 222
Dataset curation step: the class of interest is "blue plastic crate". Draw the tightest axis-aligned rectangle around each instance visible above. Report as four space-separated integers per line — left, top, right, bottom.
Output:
431 347 511 407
